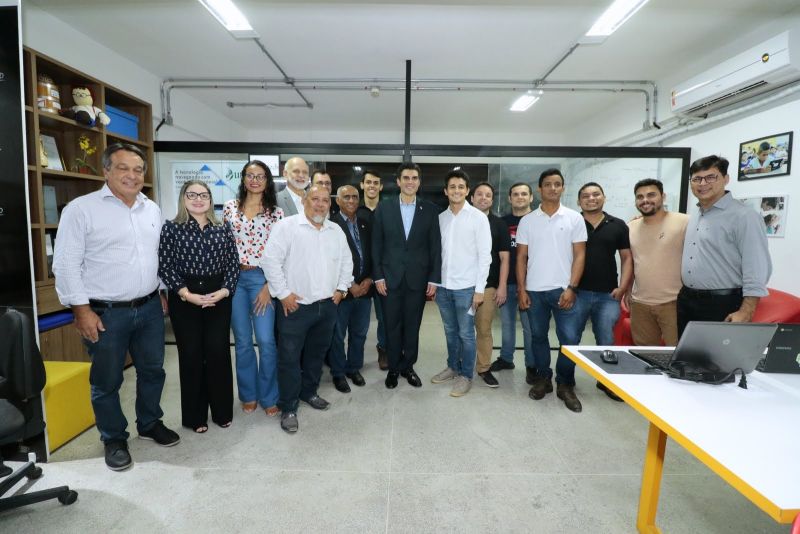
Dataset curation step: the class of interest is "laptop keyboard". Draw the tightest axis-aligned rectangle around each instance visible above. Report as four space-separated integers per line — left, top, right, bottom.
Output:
629 349 675 370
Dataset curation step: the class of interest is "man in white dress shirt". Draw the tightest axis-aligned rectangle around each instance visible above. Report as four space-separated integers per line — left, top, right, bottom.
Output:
53 143 180 472
262 185 354 433
276 157 309 216
430 170 492 397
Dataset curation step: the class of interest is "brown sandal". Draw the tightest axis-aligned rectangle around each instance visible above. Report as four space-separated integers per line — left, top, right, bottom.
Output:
264 406 280 417
242 401 257 413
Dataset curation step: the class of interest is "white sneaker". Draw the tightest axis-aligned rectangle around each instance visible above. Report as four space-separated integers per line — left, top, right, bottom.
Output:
431 367 457 384
450 376 472 397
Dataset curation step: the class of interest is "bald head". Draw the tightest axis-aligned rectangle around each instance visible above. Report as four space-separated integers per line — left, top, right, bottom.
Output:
304 184 331 226
336 185 359 218
283 157 310 194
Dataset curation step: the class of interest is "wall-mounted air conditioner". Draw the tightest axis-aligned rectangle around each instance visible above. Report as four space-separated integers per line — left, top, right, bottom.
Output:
671 30 800 116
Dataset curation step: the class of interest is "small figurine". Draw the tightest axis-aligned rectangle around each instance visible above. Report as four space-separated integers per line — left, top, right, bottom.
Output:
61 87 110 127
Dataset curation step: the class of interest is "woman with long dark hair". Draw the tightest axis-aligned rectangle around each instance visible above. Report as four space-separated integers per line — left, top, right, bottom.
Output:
223 160 283 417
159 180 238 433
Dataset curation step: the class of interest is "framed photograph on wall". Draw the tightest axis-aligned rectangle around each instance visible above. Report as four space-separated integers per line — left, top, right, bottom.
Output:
741 195 789 238
738 131 792 180
39 134 65 171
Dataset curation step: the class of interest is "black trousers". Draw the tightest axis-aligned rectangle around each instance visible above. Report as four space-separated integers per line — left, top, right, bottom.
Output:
676 286 744 338
384 277 427 373
276 299 337 413
168 282 233 429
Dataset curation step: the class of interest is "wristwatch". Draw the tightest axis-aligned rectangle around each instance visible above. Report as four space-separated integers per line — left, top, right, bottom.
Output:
337 289 348 299
566 285 578 293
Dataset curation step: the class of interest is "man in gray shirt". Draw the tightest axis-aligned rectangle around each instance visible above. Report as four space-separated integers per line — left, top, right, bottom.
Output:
678 155 772 336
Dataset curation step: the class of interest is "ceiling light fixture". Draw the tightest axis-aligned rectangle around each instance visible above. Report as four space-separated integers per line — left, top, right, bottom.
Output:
510 90 543 112
582 0 650 44
197 0 258 39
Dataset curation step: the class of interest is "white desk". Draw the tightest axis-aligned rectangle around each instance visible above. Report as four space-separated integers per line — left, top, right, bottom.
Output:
561 345 800 534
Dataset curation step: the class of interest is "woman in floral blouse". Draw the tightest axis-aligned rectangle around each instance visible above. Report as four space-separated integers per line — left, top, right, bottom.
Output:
159 180 239 433
223 160 284 417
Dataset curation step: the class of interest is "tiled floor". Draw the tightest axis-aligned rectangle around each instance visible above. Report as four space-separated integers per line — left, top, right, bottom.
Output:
0 303 786 533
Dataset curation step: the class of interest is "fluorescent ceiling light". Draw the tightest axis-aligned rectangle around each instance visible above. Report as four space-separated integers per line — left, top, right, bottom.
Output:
198 0 258 39
583 0 649 43
510 91 542 112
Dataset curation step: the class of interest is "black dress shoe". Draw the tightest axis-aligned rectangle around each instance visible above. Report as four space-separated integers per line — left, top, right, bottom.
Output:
385 371 399 389
401 369 422 388
302 395 330 410
104 440 132 471
346 371 366 387
333 376 351 393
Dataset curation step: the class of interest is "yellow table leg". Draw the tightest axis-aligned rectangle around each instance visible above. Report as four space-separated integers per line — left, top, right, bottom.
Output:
637 422 667 534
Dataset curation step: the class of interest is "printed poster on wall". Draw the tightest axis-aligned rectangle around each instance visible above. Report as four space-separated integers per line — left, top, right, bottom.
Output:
171 160 248 210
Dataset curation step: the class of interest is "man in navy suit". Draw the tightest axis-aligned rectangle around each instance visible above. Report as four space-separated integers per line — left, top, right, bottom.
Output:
329 185 373 393
372 163 442 389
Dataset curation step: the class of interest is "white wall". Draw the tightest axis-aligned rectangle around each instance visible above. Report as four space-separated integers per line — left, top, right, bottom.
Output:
243 128 566 146
665 98 800 295
21 3 241 142
571 14 800 296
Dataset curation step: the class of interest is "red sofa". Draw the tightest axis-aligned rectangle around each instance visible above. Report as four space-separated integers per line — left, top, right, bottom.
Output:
612 288 800 346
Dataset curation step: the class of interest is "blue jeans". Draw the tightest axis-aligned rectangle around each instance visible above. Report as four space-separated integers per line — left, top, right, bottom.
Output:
523 289 583 386
575 290 621 346
500 283 534 367
230 268 279 408
330 296 372 376
276 299 337 413
84 296 165 442
373 292 386 349
435 287 477 379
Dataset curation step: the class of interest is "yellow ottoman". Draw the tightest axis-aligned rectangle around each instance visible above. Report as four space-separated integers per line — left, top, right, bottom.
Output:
43 362 95 452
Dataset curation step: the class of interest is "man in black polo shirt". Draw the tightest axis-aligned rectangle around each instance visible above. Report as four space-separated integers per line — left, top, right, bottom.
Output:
575 182 632 401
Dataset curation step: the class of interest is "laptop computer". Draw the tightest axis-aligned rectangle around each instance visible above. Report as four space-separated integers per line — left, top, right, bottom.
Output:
757 323 800 374
629 321 778 384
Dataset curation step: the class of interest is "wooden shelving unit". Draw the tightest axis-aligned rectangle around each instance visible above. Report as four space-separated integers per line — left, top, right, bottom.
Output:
23 47 156 361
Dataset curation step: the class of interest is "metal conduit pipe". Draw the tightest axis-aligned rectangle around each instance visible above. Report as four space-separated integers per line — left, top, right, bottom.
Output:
160 78 657 128
606 80 800 147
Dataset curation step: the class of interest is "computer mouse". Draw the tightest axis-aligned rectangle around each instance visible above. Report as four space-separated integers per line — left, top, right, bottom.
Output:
601 349 619 364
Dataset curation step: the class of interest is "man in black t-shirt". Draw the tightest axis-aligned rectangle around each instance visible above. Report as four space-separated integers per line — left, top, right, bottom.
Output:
575 182 632 401
490 182 535 381
470 183 511 388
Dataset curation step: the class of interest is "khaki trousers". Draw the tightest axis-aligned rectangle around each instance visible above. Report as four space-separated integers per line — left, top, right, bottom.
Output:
630 299 679 346
474 287 497 373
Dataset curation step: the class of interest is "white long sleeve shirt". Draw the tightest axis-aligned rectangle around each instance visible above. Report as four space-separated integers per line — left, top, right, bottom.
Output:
438 202 492 293
53 184 162 305
261 214 353 304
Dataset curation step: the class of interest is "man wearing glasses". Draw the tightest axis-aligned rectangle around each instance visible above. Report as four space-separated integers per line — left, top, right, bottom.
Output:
53 143 180 471
678 155 772 335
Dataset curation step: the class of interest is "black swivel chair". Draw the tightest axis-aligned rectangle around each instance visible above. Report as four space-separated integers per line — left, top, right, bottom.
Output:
0 307 77 512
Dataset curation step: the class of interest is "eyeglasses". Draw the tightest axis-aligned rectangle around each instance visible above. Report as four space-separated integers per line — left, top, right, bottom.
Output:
185 191 211 200
245 173 267 182
689 173 721 184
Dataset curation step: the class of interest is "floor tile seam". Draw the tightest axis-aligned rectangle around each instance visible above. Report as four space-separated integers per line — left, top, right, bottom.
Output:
385 397 396 534
535 411 582 481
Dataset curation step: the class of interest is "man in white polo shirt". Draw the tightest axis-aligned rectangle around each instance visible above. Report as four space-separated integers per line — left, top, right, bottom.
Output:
516 168 587 412
430 170 492 397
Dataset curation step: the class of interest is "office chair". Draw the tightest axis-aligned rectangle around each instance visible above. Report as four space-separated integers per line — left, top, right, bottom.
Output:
0 308 77 513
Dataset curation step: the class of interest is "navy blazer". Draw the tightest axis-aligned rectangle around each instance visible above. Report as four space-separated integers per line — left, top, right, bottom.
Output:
333 212 372 290
371 197 442 291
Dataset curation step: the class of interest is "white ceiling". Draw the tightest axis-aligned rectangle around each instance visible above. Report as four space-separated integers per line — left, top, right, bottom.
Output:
27 0 800 137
